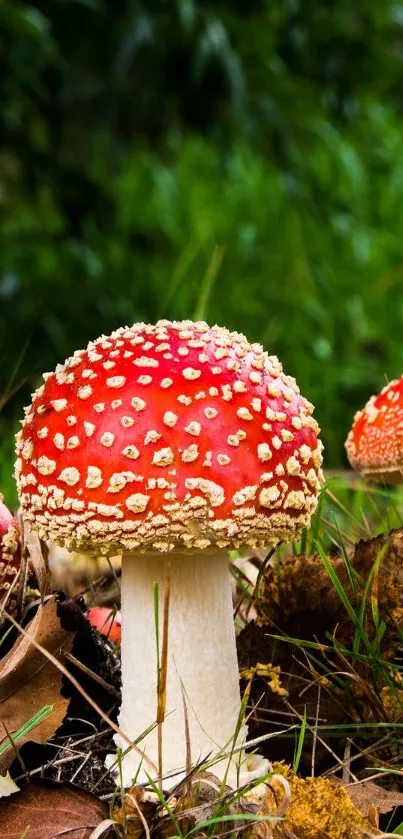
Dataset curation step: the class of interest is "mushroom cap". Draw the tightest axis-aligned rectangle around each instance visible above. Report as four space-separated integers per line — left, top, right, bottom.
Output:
345 376 403 482
16 320 324 554
88 606 121 643
0 496 21 596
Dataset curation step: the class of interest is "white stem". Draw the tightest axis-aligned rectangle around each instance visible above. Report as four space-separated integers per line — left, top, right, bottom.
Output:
113 552 248 787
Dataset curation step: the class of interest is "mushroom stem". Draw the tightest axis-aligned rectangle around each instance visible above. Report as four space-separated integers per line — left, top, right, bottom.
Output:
114 552 248 787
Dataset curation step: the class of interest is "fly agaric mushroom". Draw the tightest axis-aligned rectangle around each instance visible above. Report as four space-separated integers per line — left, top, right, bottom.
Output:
0 495 21 607
345 376 403 482
88 606 122 643
15 320 323 787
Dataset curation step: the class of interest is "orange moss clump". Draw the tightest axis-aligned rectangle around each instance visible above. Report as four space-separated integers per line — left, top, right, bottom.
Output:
255 764 380 839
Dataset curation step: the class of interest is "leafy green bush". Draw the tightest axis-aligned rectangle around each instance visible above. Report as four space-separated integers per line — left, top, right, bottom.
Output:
2 0 403 500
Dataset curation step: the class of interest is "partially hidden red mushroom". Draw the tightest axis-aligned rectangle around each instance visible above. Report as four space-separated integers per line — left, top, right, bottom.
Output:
345 376 403 482
15 320 324 787
0 495 21 605
88 606 121 643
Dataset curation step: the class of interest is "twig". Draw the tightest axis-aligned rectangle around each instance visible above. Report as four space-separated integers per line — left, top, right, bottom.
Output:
311 684 321 777
63 652 120 698
125 792 151 839
248 546 276 619
69 752 91 784
181 681 192 797
106 557 121 599
342 739 352 784
1 720 28 778
0 569 21 620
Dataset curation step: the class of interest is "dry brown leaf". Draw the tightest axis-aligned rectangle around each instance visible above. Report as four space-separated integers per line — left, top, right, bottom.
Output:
0 597 75 771
23 525 52 600
111 773 259 839
0 780 109 838
0 772 19 797
342 780 403 817
112 784 158 838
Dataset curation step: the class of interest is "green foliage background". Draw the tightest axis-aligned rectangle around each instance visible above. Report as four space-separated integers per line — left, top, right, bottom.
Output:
2 0 403 498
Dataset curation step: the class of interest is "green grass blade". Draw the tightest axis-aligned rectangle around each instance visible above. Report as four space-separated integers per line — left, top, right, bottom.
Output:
0 705 53 756
193 245 225 321
293 706 307 774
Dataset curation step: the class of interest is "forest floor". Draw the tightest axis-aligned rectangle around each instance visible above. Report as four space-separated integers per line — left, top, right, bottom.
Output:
1 474 403 838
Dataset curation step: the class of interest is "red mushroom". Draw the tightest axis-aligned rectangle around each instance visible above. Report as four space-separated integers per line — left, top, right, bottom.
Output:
345 376 403 482
15 320 323 787
0 495 21 605
88 606 121 643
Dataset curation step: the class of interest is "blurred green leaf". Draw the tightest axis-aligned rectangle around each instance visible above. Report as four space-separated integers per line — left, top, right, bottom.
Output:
2 0 403 487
